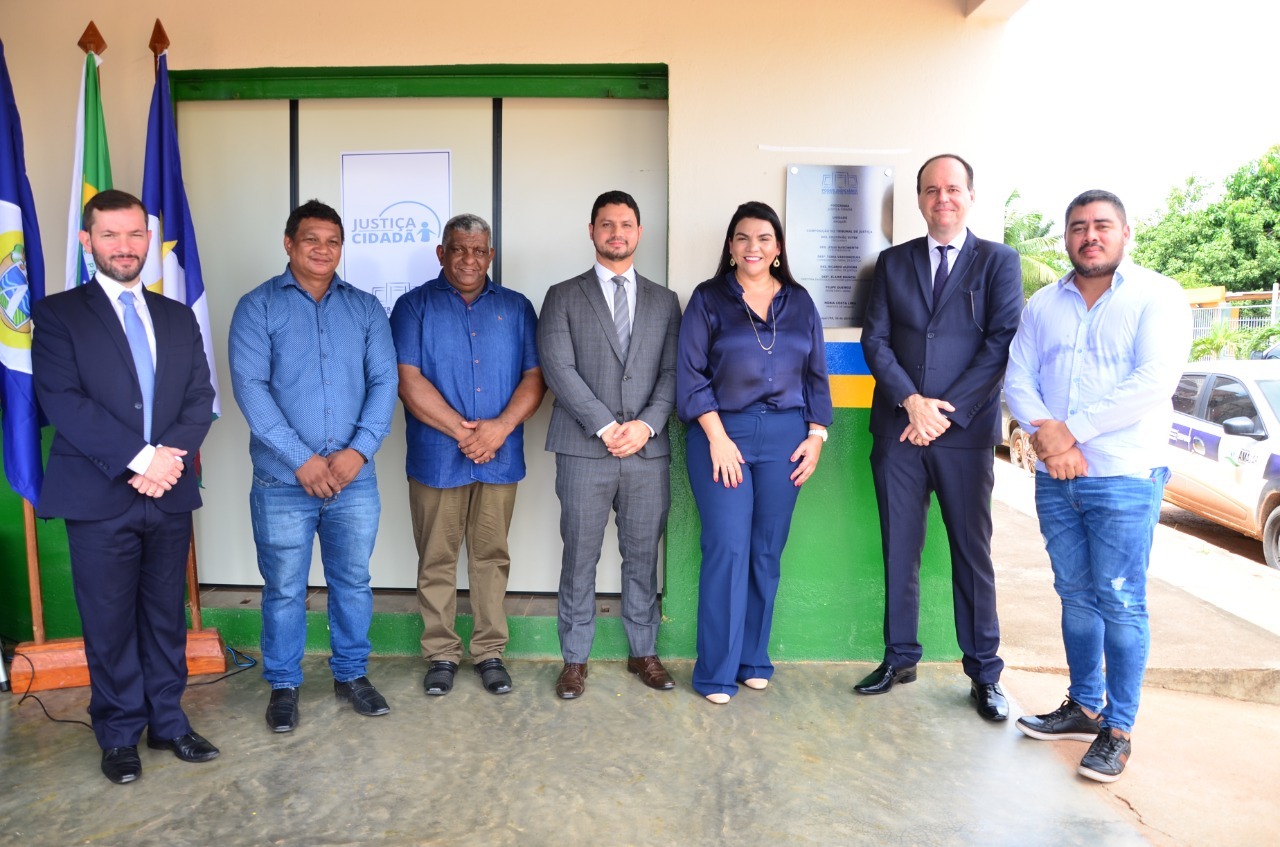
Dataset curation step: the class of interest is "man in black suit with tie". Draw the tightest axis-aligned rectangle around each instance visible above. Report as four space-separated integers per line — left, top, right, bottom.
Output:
32 190 217 783
858 155 1023 720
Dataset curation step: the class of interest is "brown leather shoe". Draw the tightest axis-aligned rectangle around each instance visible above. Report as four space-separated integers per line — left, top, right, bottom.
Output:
555 663 587 699
627 655 675 690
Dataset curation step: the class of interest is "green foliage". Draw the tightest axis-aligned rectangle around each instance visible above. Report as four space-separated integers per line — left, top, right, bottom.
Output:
1235 322 1280 358
1189 321 1247 361
1004 190 1070 298
1134 146 1280 293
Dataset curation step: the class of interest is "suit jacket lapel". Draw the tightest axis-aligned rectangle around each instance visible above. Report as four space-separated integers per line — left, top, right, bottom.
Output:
578 271 627 363
85 281 141 390
143 289 171 391
912 240 933 309
935 231 977 313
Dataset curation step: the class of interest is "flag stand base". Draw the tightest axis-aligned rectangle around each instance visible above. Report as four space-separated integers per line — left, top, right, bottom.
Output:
8 629 227 694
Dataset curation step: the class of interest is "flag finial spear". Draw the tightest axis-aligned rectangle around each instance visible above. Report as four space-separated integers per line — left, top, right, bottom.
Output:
77 22 107 56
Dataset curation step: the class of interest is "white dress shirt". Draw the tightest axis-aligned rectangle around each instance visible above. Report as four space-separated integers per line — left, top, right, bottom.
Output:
1004 260 1192 477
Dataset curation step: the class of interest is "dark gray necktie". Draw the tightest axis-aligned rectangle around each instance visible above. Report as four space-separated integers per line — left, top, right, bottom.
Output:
933 244 952 301
612 275 630 357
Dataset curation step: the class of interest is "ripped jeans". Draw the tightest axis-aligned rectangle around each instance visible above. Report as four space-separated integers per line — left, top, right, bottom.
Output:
1034 468 1169 733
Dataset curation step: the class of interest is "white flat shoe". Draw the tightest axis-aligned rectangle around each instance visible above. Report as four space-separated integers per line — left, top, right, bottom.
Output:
742 678 768 690
705 693 731 705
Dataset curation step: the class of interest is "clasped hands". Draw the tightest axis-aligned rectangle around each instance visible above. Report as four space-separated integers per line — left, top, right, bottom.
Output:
1028 419 1088 480
602 420 650 458
295 449 366 498
457 418 513 466
898 394 954 447
128 445 188 498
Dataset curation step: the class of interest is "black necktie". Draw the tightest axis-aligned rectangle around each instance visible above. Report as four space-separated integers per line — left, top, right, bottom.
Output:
933 244 951 301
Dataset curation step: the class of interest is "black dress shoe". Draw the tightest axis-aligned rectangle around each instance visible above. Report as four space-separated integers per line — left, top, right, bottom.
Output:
474 658 512 695
853 661 917 695
266 687 300 732
971 682 1009 721
335 676 390 716
101 746 141 784
423 660 459 696
147 731 220 763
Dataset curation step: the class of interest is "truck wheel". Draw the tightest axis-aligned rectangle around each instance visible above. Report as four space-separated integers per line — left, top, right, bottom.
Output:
1010 427 1036 475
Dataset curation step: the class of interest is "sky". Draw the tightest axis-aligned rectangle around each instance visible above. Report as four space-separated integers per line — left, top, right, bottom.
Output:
998 0 1278 230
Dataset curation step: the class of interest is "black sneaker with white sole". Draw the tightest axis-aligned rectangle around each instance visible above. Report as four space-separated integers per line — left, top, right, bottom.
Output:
1078 728 1131 783
1016 698 1102 742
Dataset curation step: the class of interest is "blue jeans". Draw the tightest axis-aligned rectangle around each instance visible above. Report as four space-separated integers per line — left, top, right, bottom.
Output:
250 474 380 688
1034 468 1168 732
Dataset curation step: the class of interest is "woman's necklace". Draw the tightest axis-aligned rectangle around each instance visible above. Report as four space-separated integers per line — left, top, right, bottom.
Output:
743 286 778 353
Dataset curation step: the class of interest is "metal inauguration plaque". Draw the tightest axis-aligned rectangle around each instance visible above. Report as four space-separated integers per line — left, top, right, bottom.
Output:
785 164 893 327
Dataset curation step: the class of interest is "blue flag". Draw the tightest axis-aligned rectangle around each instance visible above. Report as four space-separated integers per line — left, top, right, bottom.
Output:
0 38 46 503
142 53 220 416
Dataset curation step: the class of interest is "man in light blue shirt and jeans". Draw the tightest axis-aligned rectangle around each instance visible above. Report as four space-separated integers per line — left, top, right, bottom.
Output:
1004 189 1191 783
229 200 398 733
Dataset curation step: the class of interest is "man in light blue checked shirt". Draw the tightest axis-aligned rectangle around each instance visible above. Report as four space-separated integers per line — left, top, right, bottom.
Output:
1004 189 1191 784
229 199 398 734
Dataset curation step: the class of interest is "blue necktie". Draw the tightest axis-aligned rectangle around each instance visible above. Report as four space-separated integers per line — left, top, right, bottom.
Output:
120 290 154 442
933 244 952 304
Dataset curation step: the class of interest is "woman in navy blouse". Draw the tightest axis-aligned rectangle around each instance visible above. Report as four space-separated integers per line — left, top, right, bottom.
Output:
677 201 833 704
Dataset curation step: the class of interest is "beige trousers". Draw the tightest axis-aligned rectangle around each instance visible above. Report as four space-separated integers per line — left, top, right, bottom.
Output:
409 479 517 663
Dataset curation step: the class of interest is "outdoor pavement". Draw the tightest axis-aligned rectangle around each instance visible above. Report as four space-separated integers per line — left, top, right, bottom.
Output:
1 458 1277 846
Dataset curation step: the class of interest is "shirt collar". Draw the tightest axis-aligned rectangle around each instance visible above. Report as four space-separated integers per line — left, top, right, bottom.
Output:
1058 257 1134 293
427 271 495 299
278 263 350 296
96 274 146 306
594 263 636 287
926 229 968 254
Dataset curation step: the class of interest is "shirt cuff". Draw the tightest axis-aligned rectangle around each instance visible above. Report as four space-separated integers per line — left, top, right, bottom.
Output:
1064 413 1099 445
128 444 158 476
596 421 619 439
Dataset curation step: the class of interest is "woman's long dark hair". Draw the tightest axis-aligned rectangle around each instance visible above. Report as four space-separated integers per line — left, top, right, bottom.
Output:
713 201 801 287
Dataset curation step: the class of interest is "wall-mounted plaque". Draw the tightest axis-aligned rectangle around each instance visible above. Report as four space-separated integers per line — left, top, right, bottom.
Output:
785 164 893 327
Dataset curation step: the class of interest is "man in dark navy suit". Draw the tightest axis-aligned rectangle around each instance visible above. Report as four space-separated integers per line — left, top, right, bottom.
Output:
858 155 1023 720
32 190 217 783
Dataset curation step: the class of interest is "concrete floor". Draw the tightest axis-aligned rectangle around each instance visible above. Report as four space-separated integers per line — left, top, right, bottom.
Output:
2 656 1145 847
6 459 1279 846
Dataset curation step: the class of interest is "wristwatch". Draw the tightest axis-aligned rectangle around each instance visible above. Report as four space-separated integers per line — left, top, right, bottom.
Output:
808 428 828 442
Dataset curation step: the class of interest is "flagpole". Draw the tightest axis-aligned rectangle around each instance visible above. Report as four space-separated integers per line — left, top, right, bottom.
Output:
27 19 105 644
149 18 212 641
22 502 43 644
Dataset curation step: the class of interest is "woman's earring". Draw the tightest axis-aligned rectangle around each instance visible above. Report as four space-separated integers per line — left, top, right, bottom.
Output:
772 257 781 268
730 257 737 267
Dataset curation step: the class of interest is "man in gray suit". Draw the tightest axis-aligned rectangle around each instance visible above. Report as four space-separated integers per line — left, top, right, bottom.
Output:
538 191 682 699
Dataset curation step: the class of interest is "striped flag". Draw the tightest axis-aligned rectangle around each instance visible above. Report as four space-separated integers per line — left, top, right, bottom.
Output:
142 52 220 416
65 51 111 290
0 38 47 503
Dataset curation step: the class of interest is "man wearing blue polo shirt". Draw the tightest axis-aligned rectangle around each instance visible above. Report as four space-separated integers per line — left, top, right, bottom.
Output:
390 213 544 697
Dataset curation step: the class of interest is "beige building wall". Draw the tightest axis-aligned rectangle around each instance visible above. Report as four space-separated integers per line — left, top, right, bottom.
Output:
3 0 1023 589
5 0 1019 307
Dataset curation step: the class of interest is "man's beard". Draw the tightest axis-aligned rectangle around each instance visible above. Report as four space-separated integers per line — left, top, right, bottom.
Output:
1070 255 1122 279
91 248 143 284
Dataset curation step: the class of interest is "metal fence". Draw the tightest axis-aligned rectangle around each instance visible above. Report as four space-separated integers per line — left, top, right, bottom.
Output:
1191 302 1279 339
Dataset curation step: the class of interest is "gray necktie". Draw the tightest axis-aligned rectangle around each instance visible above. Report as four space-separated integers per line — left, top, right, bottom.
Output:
120 290 155 442
933 244 952 303
612 275 630 357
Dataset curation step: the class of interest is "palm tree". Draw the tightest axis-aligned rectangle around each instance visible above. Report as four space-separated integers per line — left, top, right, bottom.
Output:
1004 190 1070 299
